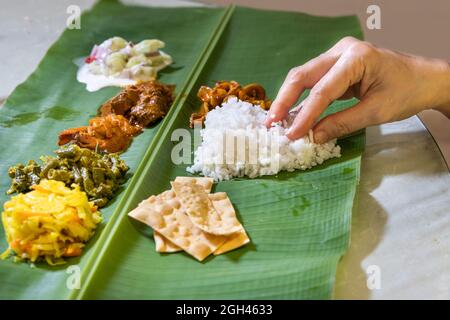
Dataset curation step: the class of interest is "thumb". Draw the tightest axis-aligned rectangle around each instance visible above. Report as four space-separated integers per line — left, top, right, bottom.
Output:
313 99 377 143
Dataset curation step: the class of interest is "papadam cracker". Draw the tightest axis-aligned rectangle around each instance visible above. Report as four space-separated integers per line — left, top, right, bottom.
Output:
129 190 227 261
158 192 249 255
208 192 250 254
154 176 213 252
171 181 242 235
128 177 250 261
174 176 213 193
154 231 181 253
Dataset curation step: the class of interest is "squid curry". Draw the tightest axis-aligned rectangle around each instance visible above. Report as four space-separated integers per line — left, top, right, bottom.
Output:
190 81 272 127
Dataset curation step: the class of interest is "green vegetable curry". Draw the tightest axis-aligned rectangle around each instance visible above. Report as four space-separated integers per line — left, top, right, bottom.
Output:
7 144 129 207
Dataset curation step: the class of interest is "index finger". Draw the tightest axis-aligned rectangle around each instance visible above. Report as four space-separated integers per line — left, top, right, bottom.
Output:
286 49 365 140
265 53 337 127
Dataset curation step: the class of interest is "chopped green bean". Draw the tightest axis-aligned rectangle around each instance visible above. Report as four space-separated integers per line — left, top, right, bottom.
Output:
6 144 129 207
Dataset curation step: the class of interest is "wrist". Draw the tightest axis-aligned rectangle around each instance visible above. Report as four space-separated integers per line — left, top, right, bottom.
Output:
425 58 450 117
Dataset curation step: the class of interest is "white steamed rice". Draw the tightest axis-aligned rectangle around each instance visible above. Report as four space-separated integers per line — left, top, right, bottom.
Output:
187 97 341 181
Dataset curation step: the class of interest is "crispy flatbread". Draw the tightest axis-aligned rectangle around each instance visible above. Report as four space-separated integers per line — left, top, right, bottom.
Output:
174 176 213 193
153 177 213 252
171 180 242 235
208 192 250 254
154 231 181 253
129 190 227 261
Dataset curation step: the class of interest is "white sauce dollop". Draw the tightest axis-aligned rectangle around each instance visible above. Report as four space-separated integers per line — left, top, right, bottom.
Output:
77 64 136 92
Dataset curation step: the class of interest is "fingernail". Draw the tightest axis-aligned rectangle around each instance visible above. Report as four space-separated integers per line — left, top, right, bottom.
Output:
314 131 327 144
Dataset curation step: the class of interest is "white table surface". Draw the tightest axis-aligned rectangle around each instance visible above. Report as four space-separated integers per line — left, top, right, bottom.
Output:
1 0 449 300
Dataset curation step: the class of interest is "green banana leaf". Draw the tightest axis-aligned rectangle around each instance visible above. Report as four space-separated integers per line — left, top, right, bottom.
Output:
0 0 364 299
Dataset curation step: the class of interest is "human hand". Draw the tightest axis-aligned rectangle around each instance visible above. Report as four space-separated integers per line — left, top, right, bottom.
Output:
265 36 450 142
